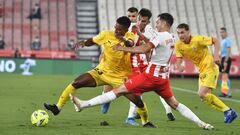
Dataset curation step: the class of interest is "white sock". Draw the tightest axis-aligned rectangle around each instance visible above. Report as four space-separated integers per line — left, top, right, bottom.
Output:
176 103 205 127
159 96 172 114
81 91 117 108
127 101 136 118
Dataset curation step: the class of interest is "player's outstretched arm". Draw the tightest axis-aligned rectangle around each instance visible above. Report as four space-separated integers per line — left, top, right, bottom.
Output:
75 38 96 50
113 42 152 54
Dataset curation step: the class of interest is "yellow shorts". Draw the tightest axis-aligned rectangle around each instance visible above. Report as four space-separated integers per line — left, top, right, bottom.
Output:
199 66 219 89
87 68 127 88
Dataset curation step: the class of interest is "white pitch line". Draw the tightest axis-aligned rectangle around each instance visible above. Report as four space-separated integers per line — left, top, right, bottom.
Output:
171 86 240 103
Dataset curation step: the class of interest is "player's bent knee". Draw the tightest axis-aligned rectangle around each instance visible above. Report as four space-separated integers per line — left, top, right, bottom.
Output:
166 97 179 109
198 91 207 99
72 81 81 89
112 85 128 97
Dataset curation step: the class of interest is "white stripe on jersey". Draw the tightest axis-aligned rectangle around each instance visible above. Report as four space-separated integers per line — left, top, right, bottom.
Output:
145 31 176 77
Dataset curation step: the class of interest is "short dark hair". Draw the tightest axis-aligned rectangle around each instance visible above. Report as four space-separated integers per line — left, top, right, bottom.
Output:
177 23 189 31
157 13 174 27
117 16 131 28
127 7 138 13
220 27 227 32
138 8 152 20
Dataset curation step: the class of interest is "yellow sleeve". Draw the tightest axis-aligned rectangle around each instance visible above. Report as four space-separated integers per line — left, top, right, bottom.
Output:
197 35 213 46
92 31 107 45
124 32 135 42
175 42 183 58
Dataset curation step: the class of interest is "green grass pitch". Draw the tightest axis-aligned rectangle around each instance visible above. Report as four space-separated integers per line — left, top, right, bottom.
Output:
0 74 239 135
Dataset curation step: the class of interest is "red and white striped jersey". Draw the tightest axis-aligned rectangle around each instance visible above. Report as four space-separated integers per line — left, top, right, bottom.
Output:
145 31 176 78
130 25 155 69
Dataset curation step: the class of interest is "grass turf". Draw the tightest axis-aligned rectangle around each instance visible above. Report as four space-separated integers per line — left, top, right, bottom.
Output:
0 74 239 135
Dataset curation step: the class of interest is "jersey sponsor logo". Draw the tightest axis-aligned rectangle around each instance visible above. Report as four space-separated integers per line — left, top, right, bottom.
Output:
179 49 184 54
200 73 207 81
192 46 197 52
94 68 103 75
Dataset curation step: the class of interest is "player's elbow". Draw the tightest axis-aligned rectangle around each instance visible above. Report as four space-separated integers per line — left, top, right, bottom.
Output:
212 37 219 44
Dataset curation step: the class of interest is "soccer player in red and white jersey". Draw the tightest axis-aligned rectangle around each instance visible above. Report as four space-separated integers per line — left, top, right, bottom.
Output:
125 8 175 126
70 13 214 130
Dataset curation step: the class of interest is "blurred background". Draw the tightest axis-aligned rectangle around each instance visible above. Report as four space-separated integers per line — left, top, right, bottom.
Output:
0 0 239 77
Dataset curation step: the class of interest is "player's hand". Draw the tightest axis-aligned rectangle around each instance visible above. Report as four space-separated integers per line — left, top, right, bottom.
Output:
113 44 122 51
213 54 220 65
176 65 185 72
132 25 141 35
223 62 227 72
75 41 85 50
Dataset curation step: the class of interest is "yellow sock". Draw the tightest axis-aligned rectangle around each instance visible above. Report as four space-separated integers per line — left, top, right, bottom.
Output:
203 93 229 112
56 84 76 109
136 103 149 125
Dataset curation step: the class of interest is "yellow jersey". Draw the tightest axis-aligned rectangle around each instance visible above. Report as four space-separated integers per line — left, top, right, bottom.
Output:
175 35 217 73
93 30 134 78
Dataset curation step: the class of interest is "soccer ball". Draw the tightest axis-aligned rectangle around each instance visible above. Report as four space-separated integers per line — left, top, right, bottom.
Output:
31 110 49 127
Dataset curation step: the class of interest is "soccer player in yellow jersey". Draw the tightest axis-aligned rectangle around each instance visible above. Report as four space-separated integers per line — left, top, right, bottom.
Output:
175 23 238 123
44 16 155 127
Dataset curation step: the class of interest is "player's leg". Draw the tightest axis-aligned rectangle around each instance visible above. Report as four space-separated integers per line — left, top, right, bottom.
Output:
71 73 156 128
101 85 113 113
226 58 232 97
125 101 139 126
44 73 97 115
124 93 156 128
124 69 142 126
164 96 214 130
123 94 141 126
159 96 175 121
155 78 213 129
199 67 237 123
219 57 232 97
199 86 238 123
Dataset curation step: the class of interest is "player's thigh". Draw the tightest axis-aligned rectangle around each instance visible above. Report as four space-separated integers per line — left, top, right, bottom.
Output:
72 72 97 88
86 69 107 86
124 73 149 95
154 78 173 99
199 68 219 90
102 74 127 88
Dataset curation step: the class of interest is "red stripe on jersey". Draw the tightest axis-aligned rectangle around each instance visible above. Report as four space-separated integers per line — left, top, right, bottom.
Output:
130 35 148 69
147 63 157 76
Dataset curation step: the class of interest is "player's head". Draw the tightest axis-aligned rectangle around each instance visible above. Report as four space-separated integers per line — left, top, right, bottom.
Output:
137 8 152 31
127 7 138 23
115 16 131 36
220 27 227 39
155 13 174 32
176 23 191 43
